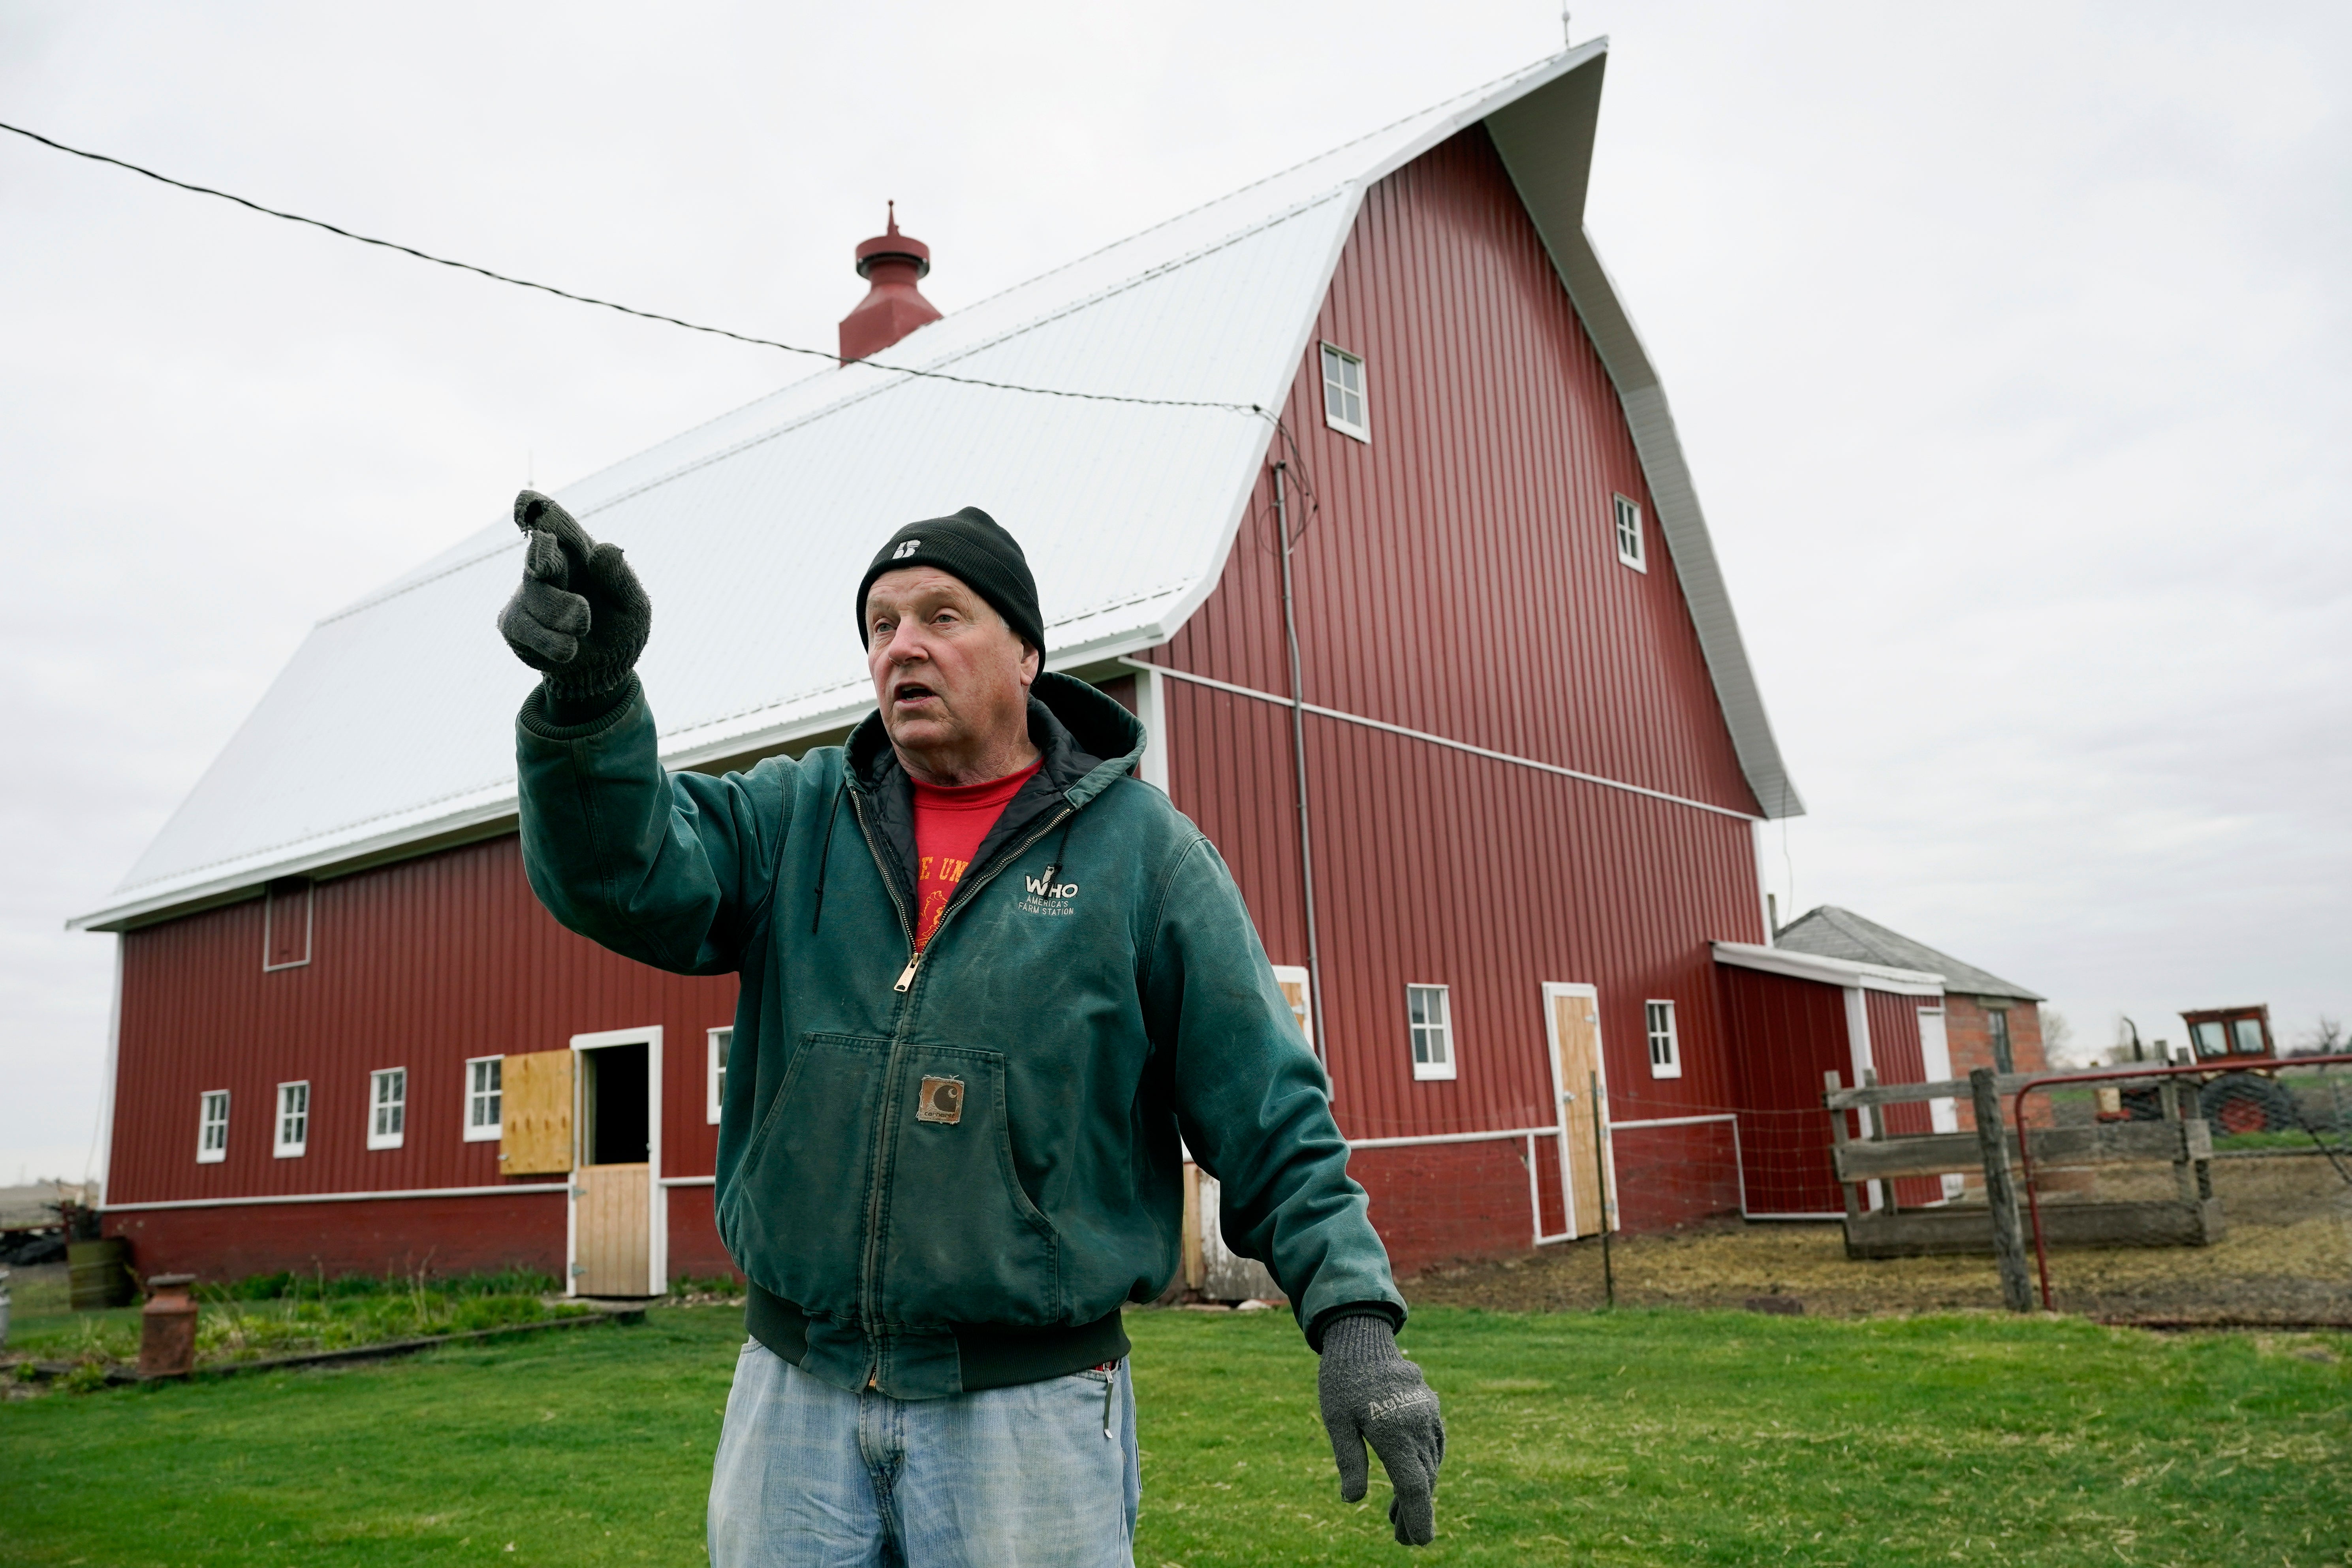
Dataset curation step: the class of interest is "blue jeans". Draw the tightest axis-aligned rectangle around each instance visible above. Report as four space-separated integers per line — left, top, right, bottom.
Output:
709 1340 1140 1568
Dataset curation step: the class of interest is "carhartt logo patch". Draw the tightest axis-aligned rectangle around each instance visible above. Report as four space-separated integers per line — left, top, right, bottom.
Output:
892 539 921 559
916 1075 964 1125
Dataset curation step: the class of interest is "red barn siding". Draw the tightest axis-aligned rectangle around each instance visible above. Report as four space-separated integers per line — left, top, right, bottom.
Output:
106 1193 562 1281
667 1186 739 1282
1350 1141 1534 1275
1155 124 1757 817
1147 120 1767 1249
106 835 736 1277
1862 989 1943 1207
1610 1119 1743 1232
1162 677 1758 1146
1717 965 1850 1217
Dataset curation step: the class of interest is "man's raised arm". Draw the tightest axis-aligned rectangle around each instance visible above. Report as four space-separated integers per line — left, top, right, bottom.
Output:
498 489 790 976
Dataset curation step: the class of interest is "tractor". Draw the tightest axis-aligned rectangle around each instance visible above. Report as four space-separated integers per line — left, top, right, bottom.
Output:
2181 1005 2299 1134
2097 1005 2300 1133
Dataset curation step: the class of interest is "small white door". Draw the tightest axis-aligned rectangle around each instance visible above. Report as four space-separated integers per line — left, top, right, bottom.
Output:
1916 1006 1961 1201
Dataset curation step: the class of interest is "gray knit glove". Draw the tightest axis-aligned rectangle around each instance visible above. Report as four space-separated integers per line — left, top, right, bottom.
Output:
1318 1314 1444 1545
495 489 651 701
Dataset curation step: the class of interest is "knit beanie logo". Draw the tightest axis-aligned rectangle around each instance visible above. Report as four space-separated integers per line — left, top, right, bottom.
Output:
855 507 1045 657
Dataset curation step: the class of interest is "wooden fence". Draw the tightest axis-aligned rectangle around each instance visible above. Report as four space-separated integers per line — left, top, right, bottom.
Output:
1824 1067 2223 1310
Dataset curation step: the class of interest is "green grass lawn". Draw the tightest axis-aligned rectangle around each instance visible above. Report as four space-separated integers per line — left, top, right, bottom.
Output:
3 1305 2347 1566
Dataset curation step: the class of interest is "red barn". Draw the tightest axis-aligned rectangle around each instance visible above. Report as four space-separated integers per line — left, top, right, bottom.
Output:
73 42 1819 1290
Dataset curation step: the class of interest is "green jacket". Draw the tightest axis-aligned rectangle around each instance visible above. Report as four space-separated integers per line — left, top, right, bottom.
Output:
516 670 1402 1397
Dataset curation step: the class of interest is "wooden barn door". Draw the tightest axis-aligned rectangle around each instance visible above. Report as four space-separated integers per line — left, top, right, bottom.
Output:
1545 984 1617 1238
575 1165 649 1296
570 1031 662 1297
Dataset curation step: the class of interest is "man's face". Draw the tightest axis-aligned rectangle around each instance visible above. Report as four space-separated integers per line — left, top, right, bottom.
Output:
864 566 1039 777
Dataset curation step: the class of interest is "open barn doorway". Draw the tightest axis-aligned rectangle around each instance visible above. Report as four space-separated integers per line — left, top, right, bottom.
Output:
569 1027 664 1297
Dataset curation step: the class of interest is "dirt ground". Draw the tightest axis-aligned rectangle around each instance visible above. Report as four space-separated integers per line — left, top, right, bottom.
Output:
1405 1152 2352 1324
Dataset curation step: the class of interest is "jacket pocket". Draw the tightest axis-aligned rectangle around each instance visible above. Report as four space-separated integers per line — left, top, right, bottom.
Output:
879 1046 1062 1328
718 1032 888 1318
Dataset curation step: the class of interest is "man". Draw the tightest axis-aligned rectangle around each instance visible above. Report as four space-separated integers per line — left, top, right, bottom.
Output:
498 491 1444 1565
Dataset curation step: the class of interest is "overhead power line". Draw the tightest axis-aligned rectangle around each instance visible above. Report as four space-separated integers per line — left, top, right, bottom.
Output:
0 117 1262 416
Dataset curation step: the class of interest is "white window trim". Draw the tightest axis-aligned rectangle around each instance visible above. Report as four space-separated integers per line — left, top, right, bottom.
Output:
1320 342 1370 443
367 1067 407 1151
273 1080 309 1158
197 1089 230 1164
1406 983 1456 1081
463 1055 504 1142
1613 493 1647 573
1644 999 1683 1079
706 1027 731 1125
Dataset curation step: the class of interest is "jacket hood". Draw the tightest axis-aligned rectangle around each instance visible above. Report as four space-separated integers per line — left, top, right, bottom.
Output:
845 671 1146 803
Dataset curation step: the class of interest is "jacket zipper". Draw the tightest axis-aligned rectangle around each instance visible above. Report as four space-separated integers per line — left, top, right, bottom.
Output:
843 782 1077 1368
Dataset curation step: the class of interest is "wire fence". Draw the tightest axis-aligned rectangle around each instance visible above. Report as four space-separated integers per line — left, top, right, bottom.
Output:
2015 1060 2352 1325
1403 1062 2352 1327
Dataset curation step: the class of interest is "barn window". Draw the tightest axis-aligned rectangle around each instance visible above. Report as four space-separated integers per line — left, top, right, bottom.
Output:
1613 494 1647 572
464 1057 503 1141
274 1081 309 1158
368 1067 407 1150
1985 1008 2014 1075
1645 1000 1681 1078
1321 343 1369 443
197 1090 230 1163
707 1028 732 1124
1406 984 1455 1081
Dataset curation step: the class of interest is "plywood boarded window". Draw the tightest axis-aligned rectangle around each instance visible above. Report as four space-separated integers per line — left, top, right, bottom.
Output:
263 879 312 970
500 1050 574 1175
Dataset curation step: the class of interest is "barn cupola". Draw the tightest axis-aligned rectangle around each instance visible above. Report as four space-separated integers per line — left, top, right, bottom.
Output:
838 202 943 363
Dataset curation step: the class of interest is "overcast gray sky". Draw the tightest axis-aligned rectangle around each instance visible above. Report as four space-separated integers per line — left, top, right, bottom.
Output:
4 2 2345 1183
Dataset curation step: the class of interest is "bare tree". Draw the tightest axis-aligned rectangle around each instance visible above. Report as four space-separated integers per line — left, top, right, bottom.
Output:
2292 1015 2344 1058
2042 1008 2077 1065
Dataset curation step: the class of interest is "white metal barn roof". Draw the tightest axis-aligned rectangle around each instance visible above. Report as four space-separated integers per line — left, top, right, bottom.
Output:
75 38 1800 933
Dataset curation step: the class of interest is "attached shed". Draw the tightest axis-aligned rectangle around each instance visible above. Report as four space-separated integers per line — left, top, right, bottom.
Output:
75 40 1816 1290
1713 907 2052 1220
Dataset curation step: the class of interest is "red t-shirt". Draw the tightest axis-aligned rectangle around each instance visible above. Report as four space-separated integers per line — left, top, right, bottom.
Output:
910 761 1042 949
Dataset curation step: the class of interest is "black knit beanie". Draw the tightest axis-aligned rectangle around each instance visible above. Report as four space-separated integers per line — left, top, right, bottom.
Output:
855 506 1045 656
